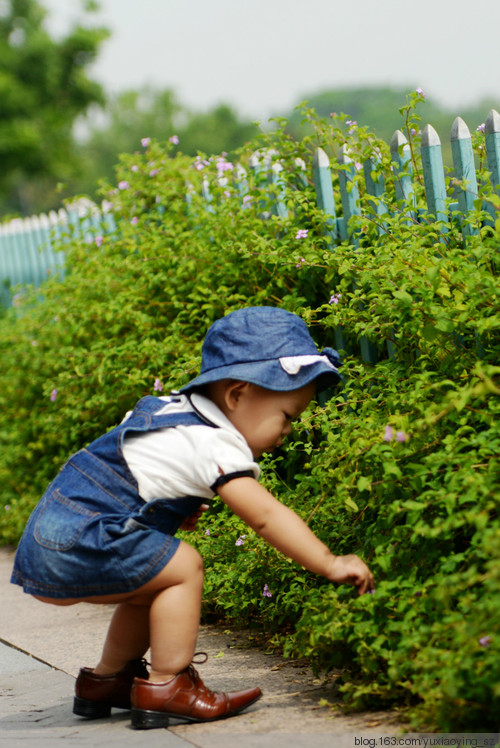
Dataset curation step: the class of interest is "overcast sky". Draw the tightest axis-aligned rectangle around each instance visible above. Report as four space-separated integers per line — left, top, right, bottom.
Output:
44 0 499 122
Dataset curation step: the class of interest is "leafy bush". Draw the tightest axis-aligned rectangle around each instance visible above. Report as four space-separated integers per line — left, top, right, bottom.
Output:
0 100 498 731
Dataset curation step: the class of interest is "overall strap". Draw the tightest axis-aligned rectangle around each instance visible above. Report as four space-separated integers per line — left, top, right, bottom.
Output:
127 395 217 431
81 395 217 490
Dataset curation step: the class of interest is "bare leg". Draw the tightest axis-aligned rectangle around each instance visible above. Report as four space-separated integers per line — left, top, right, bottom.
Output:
94 602 150 674
90 541 203 681
35 540 204 681
148 543 203 681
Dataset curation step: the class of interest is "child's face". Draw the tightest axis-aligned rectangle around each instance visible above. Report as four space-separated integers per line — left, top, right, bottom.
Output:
228 382 315 458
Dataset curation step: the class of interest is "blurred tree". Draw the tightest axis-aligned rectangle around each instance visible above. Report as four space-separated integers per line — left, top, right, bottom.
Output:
73 87 182 196
0 0 109 215
178 103 259 157
74 92 259 197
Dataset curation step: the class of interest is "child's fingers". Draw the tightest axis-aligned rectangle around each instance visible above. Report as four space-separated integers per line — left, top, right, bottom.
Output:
180 504 211 530
356 574 375 595
330 555 375 594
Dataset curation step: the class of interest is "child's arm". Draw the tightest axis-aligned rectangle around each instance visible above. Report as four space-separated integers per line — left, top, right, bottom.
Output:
217 477 374 595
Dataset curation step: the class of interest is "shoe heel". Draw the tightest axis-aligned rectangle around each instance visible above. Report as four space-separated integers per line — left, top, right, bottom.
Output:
73 696 112 719
131 708 170 729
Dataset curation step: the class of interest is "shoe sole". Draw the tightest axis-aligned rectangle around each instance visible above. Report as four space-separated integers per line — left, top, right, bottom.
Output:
131 693 262 730
73 696 130 719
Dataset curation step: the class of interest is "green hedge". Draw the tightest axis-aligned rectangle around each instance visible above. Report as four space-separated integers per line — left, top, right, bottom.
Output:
1 106 499 731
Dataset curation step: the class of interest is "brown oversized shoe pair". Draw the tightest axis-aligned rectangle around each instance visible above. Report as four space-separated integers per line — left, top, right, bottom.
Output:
73 658 149 718
131 664 262 729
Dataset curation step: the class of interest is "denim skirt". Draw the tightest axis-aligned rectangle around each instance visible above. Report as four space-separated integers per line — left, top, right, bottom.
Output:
11 449 204 599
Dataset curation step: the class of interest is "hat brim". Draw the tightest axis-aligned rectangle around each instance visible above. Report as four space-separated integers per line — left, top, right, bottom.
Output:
180 359 341 395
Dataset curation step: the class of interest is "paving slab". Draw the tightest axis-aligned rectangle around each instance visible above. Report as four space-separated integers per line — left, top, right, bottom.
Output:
0 641 192 747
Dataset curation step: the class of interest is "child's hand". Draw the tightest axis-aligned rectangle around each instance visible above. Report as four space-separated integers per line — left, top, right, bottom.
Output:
327 554 375 596
180 504 210 531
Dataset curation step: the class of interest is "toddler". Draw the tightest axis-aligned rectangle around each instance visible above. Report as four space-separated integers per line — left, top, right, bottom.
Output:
11 306 374 730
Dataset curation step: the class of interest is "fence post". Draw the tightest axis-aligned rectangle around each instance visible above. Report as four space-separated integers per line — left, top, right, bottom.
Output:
390 130 416 220
484 108 500 224
233 163 248 202
312 147 347 352
338 146 377 363
421 124 448 228
268 160 288 218
249 151 272 219
201 176 214 213
312 147 338 244
450 116 479 240
363 149 387 235
337 145 361 242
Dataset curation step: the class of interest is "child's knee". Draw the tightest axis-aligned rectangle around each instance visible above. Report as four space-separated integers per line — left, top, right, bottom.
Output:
179 541 204 577
150 541 203 590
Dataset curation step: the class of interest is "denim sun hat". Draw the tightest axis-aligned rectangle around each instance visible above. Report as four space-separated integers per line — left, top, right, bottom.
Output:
180 306 341 394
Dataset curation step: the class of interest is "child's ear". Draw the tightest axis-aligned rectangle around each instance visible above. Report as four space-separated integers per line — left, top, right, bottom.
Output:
224 381 251 411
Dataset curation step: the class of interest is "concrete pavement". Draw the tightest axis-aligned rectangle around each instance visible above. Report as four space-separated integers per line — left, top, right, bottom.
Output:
0 547 403 747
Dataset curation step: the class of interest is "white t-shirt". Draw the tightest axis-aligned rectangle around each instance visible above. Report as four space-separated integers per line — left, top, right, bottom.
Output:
121 393 260 502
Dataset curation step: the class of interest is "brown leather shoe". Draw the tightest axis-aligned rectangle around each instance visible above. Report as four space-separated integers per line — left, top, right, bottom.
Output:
73 658 149 718
130 664 262 729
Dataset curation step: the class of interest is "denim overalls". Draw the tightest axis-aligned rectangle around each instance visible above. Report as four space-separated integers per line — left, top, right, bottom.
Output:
11 396 216 599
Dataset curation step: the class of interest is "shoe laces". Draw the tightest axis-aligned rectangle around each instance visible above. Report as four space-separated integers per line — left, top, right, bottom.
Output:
191 652 208 665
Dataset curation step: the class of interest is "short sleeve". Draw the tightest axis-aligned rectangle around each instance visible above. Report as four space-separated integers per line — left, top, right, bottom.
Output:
187 427 260 493
122 422 259 502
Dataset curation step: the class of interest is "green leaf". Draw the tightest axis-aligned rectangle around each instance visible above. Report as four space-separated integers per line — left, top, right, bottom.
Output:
422 324 439 341
400 500 425 511
357 476 372 492
392 289 413 304
344 496 359 512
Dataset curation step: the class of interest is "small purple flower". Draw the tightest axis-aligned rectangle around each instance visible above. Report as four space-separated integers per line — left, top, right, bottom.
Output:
131 216 139 225
235 535 247 546
396 430 409 442
141 137 151 147
416 87 425 98
205 528 210 536
169 135 179 145
384 425 394 442
262 584 273 598
216 157 233 173
153 378 163 392
295 257 306 268
50 388 58 402
329 293 342 305
118 180 130 190
193 156 209 171
131 164 139 172
95 235 104 247
242 195 252 205
479 636 492 647
149 169 159 177
296 229 309 240
477 123 486 133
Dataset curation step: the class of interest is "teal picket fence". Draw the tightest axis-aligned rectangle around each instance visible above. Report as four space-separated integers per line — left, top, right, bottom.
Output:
1 109 498 314
0 200 116 309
